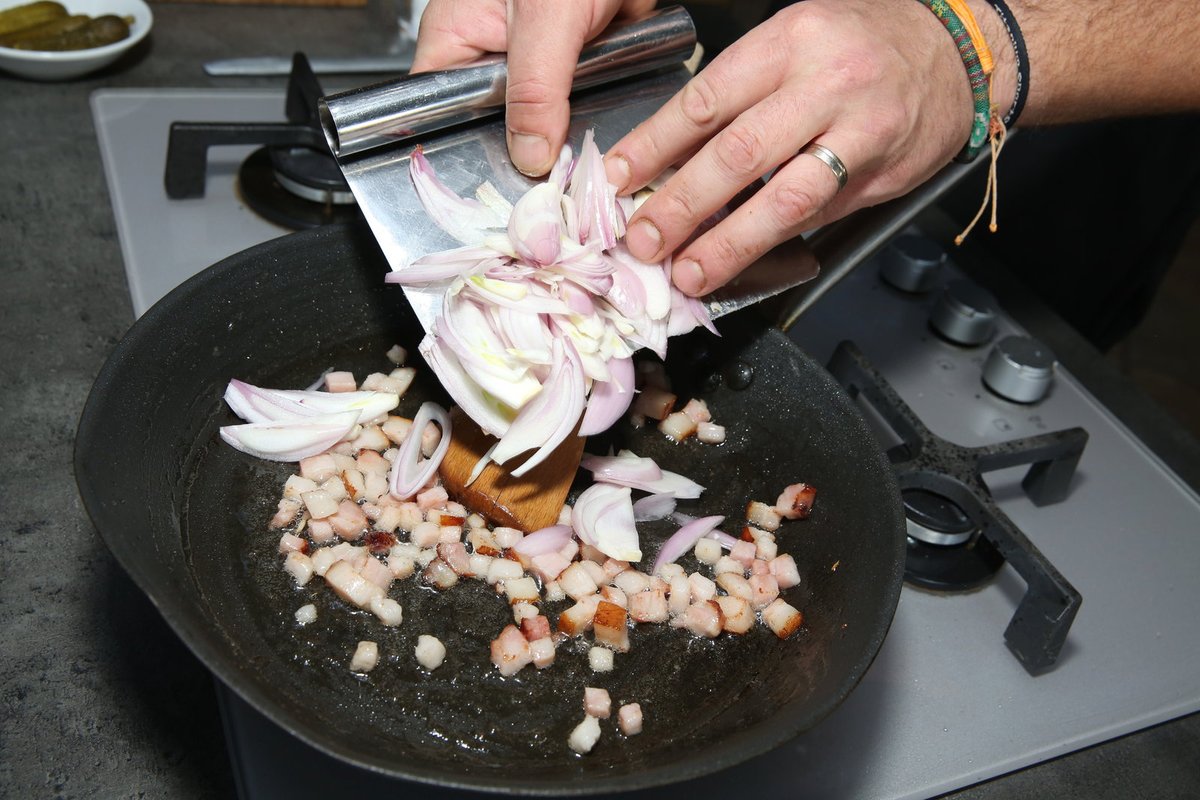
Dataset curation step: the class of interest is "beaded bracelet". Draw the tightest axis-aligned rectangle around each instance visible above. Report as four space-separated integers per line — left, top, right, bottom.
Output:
989 0 1029 127
916 0 994 162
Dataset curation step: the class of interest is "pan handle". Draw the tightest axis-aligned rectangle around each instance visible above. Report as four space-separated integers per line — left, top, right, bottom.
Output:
320 6 697 160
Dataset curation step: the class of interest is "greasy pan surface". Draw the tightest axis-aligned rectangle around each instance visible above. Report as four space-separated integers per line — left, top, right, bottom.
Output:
75 222 905 794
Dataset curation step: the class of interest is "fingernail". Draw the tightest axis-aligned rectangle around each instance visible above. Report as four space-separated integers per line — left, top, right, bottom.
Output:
625 219 663 262
672 258 706 295
508 132 551 176
604 154 631 192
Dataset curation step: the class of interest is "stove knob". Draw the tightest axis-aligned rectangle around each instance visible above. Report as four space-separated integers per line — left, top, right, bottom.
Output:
880 234 946 292
983 335 1057 403
929 280 998 345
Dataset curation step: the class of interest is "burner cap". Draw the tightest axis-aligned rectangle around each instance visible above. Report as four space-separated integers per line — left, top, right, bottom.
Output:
903 488 975 545
268 145 355 205
238 148 362 230
901 489 1003 591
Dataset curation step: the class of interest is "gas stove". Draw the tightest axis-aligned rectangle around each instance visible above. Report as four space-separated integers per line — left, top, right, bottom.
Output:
92 75 1200 799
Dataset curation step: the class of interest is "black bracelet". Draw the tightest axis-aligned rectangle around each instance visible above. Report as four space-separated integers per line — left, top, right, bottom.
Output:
990 0 1029 127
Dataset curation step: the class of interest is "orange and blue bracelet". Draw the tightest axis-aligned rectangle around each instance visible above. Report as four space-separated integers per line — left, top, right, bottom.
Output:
916 0 994 162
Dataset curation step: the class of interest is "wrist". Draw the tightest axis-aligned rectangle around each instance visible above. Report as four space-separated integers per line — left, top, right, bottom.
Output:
966 0 1018 125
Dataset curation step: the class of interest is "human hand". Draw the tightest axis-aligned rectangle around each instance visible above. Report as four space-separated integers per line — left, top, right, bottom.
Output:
412 0 656 176
604 0 1012 296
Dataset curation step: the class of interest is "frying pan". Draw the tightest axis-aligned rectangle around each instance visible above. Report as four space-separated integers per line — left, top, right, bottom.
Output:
74 221 905 794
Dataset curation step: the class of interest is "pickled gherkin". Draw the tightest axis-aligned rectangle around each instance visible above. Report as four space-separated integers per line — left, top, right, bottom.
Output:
10 12 131 50
0 12 87 46
0 1 67 37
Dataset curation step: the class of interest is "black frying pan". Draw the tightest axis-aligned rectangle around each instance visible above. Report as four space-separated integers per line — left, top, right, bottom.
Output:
74 222 905 794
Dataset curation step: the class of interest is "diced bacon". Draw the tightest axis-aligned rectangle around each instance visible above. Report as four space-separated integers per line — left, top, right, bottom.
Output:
584 687 612 719
362 368 414 396
437 541 472 575
283 551 314 586
632 386 676 421
618 703 643 736
331 452 357 472
613 570 651 596
355 449 391 476
329 500 369 541
667 575 691 617
681 398 711 423
730 539 757 567
529 636 556 669
713 555 744 576
269 498 303 530
416 485 449 511
696 422 726 444
558 539 580 563
657 562 685 582
763 598 804 639
294 604 317 625
568 714 601 755
774 482 817 520
493 527 523 550
646 575 668 594
505 576 540 604
350 640 378 672
301 489 339 520
310 546 338 576
416 548 438 567
468 553 494 579
410 520 441 548
352 425 390 452
420 424 442 458
593 600 630 652
370 595 403 626
319 476 348 503
422 558 459 590
283 475 319 498
387 344 408 365
530 551 571 583
395 502 424 532
324 371 357 393
325 560 383 609
416 634 446 670
490 624 533 677
438 513 467 528
746 501 782 531
749 558 771 576
715 572 752 602
749 573 780 609
680 601 723 638
389 541 420 560
560 562 600 600
687 572 716 602
579 559 606 586
588 646 614 672
278 532 307 554
543 581 566 602
557 504 573 525
513 602 539 622
600 585 628 609
770 554 802 589
756 537 778 560
361 555 394 591
387 555 415 579
374 505 405 534
602 558 630 581
715 595 755 634
468 527 501 556
521 614 552 642
579 543 608 564
628 588 669 623
438 525 463 544
693 537 722 565
557 596 600 638
381 416 413 446
486 558 524 586
330 541 367 569
658 410 698 441
299 454 338 483
466 512 487 529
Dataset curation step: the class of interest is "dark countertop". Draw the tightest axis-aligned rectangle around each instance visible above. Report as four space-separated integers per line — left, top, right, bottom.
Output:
1 5 1197 798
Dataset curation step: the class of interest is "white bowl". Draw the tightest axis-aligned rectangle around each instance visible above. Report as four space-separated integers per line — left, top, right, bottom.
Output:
0 0 152 81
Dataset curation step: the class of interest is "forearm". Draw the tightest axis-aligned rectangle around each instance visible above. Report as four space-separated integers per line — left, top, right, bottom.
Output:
968 0 1200 126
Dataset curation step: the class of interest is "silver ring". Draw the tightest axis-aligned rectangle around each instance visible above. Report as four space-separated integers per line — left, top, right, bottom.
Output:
801 143 849 192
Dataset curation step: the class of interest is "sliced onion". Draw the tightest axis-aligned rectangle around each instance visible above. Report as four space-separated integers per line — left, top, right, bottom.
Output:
220 411 360 462
224 379 313 423
492 339 586 477
650 515 725 575
268 388 400 424
409 147 505 246
633 493 677 522
572 483 640 561
577 356 635 437
388 401 452 499
512 524 574 557
580 450 704 499
418 334 514 438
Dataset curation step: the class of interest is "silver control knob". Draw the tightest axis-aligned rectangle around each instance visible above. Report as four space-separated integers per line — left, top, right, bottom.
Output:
880 234 945 293
983 335 1057 403
929 280 998 345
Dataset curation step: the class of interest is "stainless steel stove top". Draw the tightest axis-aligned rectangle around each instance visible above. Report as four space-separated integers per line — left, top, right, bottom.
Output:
92 87 1200 799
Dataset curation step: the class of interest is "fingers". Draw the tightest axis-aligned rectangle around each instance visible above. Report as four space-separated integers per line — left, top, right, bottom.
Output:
669 133 861 296
411 0 507 72
503 0 605 176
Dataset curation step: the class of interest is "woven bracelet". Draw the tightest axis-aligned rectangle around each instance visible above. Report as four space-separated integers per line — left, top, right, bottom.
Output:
989 0 1029 127
916 0 993 162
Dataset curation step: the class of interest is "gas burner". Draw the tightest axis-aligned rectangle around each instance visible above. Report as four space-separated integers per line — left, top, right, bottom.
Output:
828 341 1088 673
163 53 361 230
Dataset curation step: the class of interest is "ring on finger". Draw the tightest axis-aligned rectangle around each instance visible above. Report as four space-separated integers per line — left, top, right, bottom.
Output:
800 143 849 192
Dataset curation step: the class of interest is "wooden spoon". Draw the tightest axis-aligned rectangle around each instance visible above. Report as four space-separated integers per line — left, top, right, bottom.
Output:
438 406 585 532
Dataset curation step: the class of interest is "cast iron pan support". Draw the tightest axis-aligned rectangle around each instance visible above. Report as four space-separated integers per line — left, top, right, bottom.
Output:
164 54 329 199
827 341 1086 674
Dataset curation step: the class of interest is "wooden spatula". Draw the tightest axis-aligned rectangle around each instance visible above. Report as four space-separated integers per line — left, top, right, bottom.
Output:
438 406 585 532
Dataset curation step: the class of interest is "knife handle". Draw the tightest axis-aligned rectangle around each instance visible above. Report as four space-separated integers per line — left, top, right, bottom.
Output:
319 5 696 159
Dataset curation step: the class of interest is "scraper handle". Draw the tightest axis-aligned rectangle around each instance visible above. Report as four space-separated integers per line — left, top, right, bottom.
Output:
319 5 696 159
